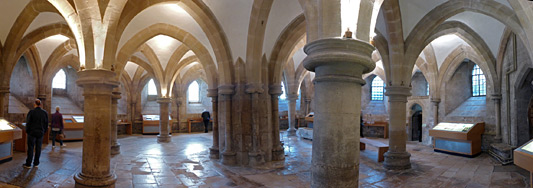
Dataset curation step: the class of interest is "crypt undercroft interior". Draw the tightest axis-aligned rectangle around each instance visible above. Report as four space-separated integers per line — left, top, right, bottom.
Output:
1 0 533 187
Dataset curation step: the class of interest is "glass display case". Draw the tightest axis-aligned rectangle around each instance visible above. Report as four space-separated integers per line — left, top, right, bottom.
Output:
0 118 22 163
514 139 533 188
429 122 485 157
62 115 84 141
142 115 160 134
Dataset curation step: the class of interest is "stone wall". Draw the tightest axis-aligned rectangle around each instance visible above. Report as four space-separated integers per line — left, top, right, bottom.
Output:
411 72 428 97
65 67 84 109
9 57 35 109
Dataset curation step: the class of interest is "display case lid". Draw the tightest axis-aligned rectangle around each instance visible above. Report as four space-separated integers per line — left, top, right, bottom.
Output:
432 122 475 132
517 139 533 155
143 115 171 120
0 118 17 131
72 116 84 123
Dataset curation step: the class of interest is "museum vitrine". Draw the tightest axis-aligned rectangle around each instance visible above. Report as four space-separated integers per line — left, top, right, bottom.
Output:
62 115 84 140
0 118 22 163
142 115 171 134
514 139 533 188
429 122 485 156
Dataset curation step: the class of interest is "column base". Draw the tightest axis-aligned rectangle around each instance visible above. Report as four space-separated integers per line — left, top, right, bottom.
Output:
74 172 117 188
272 146 285 161
383 151 411 170
157 134 171 143
111 144 121 155
248 151 265 167
209 147 219 159
221 151 237 165
286 128 297 136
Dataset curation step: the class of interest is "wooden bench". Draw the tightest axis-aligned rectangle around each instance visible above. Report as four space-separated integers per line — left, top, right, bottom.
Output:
360 138 389 162
188 118 212 133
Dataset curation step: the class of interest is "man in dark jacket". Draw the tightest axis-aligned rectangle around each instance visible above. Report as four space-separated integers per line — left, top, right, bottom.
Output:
201 109 210 133
23 99 48 168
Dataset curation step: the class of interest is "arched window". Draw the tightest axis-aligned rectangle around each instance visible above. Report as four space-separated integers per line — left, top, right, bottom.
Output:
472 64 486 96
371 76 384 101
52 69 66 89
188 81 200 103
427 83 430 96
147 79 157 96
280 82 287 100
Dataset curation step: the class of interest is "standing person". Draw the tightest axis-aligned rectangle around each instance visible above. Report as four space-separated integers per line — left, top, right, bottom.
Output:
201 109 210 133
50 106 66 149
23 99 48 168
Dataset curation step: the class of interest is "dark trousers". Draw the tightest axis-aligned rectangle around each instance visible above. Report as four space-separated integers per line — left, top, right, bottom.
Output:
51 131 63 146
25 134 43 166
203 120 209 133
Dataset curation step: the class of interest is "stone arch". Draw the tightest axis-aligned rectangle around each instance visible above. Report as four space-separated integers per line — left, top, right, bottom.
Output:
115 0 233 85
42 40 78 84
169 56 201 97
115 23 217 89
3 23 74 86
245 0 274 84
439 46 494 96
269 14 306 85
404 0 526 79
42 54 80 89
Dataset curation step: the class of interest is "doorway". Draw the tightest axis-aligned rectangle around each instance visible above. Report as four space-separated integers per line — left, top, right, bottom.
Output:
411 104 423 142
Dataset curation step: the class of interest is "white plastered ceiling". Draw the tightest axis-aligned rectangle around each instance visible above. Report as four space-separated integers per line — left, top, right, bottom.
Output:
399 0 447 39
203 0 253 62
0 0 30 45
133 52 149 64
145 35 182 70
179 61 200 80
118 3 216 68
292 47 306 71
34 35 70 68
262 0 303 59
447 12 505 58
124 61 140 79
375 8 388 41
179 50 196 62
430 34 468 69
23 12 67 37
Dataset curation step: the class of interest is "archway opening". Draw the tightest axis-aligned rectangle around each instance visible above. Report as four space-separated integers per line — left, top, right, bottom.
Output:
411 104 423 142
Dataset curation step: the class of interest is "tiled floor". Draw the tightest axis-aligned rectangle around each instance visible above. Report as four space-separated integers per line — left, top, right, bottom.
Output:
0 133 530 188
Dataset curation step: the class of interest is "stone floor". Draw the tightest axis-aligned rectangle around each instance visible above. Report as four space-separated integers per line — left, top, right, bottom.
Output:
0 132 530 188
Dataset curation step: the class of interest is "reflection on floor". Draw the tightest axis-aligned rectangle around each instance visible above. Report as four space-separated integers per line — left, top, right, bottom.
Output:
0 133 530 188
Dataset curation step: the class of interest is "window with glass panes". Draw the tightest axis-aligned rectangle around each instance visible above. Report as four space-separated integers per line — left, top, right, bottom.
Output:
472 64 486 96
371 77 384 101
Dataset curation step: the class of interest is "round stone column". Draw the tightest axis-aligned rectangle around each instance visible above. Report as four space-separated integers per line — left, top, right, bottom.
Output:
303 38 375 188
74 69 118 188
287 94 298 136
383 86 412 170
491 94 502 141
269 84 285 161
207 89 219 159
0 86 9 118
111 90 121 155
157 97 172 143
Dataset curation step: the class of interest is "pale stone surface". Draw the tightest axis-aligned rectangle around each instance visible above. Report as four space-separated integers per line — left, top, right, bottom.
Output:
157 98 171 143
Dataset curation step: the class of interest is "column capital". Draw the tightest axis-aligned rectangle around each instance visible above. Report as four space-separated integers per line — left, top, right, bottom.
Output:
287 94 299 101
76 69 119 91
112 91 122 100
218 85 235 95
245 83 264 94
305 98 312 102
303 38 375 74
385 86 411 102
207 88 218 98
491 94 502 101
157 97 172 104
430 98 441 104
0 86 9 94
269 84 283 96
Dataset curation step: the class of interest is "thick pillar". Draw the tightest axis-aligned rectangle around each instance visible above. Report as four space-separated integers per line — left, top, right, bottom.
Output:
219 85 236 165
207 89 219 159
246 84 265 166
492 94 502 141
0 87 9 118
270 84 285 161
383 86 412 170
287 94 298 136
305 98 312 115
157 97 171 143
303 38 375 188
74 70 117 187
110 90 121 155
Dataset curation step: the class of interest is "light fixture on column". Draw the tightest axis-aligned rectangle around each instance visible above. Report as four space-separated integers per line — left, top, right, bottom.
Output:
341 0 361 38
